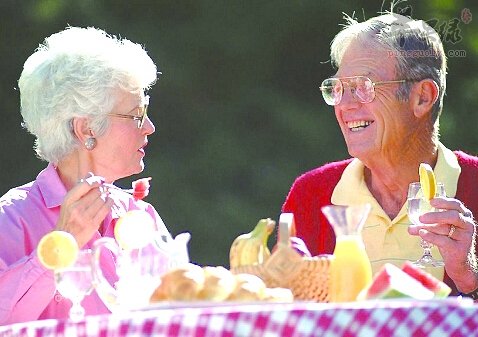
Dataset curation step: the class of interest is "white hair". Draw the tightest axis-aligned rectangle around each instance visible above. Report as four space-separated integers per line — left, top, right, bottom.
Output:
18 26 158 163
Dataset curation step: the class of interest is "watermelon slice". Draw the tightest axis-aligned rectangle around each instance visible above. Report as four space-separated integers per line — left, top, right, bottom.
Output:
401 261 451 298
358 263 435 300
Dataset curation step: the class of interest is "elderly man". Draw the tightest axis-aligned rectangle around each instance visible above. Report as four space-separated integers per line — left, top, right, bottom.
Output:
282 12 478 299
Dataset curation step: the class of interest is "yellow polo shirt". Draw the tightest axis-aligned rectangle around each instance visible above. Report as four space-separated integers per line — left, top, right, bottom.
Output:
331 142 461 280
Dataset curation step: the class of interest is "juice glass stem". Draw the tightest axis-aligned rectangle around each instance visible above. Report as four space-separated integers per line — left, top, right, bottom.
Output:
69 298 86 322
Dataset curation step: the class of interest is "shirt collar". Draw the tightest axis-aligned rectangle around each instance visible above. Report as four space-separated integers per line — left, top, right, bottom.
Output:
435 141 461 198
331 141 461 222
36 163 68 208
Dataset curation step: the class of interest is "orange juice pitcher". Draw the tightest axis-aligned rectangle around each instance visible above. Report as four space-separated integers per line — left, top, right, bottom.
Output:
321 204 372 302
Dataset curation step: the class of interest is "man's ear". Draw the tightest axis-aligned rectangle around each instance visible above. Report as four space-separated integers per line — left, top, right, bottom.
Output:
71 117 94 143
410 79 439 118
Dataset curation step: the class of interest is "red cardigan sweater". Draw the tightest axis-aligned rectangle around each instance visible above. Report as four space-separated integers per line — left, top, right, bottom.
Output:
282 151 478 293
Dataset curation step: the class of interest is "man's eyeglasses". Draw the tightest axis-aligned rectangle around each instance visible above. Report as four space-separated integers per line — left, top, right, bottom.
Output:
108 95 150 129
319 76 407 106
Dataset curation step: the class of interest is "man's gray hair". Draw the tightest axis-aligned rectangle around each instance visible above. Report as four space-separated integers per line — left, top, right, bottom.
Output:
330 13 446 124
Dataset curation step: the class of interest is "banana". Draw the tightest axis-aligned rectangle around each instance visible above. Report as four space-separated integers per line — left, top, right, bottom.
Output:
229 218 276 268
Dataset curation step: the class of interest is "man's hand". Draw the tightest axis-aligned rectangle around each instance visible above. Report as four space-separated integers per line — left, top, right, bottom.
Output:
408 196 478 292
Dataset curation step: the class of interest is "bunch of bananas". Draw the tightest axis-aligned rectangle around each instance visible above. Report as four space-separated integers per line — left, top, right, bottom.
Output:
229 218 276 268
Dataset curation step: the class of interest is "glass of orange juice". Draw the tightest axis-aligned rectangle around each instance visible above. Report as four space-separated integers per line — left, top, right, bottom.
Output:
322 204 372 302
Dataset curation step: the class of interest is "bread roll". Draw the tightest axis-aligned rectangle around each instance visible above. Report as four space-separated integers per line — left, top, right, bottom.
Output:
150 263 205 302
263 287 294 302
197 266 237 301
227 273 267 301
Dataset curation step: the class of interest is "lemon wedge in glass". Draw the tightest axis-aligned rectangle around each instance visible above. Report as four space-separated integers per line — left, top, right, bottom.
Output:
419 163 436 201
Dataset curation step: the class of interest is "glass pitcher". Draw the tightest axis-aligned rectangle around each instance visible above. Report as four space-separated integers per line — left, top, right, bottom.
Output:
321 204 372 302
92 232 190 312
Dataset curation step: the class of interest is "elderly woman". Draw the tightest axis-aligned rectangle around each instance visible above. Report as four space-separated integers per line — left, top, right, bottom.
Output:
0 27 169 324
283 12 478 299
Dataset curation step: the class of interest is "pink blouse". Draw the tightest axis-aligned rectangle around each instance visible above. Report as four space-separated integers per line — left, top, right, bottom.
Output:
0 164 170 324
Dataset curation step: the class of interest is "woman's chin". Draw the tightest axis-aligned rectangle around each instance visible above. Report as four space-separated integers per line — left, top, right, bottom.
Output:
134 161 145 175
121 164 145 179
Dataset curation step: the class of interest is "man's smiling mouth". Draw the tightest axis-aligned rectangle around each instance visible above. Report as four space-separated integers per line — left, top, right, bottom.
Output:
347 120 373 132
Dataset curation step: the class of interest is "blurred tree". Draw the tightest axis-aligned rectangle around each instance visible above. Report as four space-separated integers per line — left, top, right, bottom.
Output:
0 0 476 267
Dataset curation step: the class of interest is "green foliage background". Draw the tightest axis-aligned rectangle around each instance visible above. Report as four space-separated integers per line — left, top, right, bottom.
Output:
0 0 476 267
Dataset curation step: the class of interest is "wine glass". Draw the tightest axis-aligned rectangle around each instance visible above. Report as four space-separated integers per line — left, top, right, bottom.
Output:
407 182 446 268
55 249 94 321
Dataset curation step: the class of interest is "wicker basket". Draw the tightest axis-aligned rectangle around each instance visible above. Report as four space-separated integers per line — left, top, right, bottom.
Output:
231 214 333 302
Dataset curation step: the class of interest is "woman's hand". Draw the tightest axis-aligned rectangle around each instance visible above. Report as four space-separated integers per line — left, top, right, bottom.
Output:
408 196 478 292
55 174 114 248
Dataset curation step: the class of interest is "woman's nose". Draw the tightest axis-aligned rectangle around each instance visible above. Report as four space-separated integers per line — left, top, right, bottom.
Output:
142 116 155 134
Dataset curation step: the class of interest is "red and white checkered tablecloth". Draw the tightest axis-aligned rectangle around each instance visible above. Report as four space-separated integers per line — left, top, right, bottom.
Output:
1 298 478 337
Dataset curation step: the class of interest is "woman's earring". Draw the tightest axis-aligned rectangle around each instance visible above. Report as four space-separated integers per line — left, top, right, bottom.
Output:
85 137 97 151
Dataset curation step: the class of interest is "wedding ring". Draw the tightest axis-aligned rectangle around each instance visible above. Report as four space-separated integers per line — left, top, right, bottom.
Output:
463 210 473 219
447 224 456 239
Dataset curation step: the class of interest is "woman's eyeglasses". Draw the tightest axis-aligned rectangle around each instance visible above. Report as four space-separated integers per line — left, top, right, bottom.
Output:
319 76 407 106
108 95 150 129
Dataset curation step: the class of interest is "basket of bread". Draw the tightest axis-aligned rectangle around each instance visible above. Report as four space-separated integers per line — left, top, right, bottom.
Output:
229 213 333 302
149 213 331 304
150 263 294 303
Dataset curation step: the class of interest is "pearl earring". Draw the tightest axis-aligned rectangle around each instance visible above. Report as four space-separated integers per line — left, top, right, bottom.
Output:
84 137 97 151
